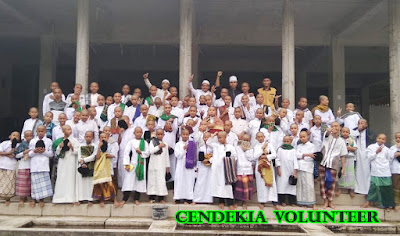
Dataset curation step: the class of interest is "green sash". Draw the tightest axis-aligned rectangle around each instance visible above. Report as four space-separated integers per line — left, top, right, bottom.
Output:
100 105 108 122
281 144 294 150
135 139 146 181
160 113 176 121
119 103 126 112
145 96 154 106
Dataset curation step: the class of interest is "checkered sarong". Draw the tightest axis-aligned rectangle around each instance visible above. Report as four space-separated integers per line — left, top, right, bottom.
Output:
0 169 16 199
16 169 31 197
31 172 53 200
319 165 337 201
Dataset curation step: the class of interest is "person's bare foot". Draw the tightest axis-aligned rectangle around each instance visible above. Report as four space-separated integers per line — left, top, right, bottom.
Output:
242 203 247 210
119 201 126 208
29 200 36 207
281 202 286 207
394 206 400 212
313 205 318 210
113 199 119 208
273 205 280 210
386 207 393 212
160 200 166 204
361 201 370 208
70 203 75 207
258 204 265 210
5 200 10 206
38 201 45 208
229 205 235 210
191 202 196 205
335 189 341 197
19 200 24 207
218 203 224 209
291 204 296 207
88 202 93 207
75 202 81 206
349 191 355 198
184 202 189 205
328 201 335 209
323 199 329 209
134 200 140 205
149 200 155 204
99 201 105 207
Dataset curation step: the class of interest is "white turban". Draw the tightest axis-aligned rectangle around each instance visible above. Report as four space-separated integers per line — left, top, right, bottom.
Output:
202 80 210 85
229 76 238 82
162 79 170 84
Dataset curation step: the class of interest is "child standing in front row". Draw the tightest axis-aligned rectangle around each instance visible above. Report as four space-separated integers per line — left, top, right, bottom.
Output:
15 130 34 206
390 132 400 212
337 127 357 197
193 132 213 204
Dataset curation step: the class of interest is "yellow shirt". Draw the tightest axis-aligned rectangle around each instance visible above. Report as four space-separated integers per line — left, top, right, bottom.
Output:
257 87 277 110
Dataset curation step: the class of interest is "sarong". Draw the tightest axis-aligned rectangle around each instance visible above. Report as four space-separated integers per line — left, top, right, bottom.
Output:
296 170 315 206
31 172 53 200
234 175 253 201
16 169 31 197
367 176 395 208
0 169 16 199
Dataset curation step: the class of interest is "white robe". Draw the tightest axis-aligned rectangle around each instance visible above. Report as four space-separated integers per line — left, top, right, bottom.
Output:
206 138 237 199
147 140 170 196
122 139 150 192
351 129 370 195
252 142 278 203
53 137 79 203
118 127 135 188
76 143 97 201
173 141 196 200
276 148 298 195
261 128 284 152
193 145 213 203
158 117 178 182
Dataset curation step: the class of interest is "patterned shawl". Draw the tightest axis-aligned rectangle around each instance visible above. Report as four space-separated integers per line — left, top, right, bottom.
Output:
258 157 273 187
93 152 112 185
223 152 237 185
135 139 146 181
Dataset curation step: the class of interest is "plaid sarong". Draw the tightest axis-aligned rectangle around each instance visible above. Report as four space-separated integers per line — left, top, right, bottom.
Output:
16 169 31 197
367 176 395 208
31 172 53 200
223 156 237 185
392 174 400 205
234 175 253 201
318 166 337 201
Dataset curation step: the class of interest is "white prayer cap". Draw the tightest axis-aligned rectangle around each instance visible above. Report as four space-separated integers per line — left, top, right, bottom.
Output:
162 79 170 84
229 76 238 82
202 80 210 85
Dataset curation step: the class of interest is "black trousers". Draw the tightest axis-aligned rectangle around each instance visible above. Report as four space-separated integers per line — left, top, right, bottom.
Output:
123 191 141 202
278 194 297 205
217 197 234 206
149 195 165 202
175 199 193 204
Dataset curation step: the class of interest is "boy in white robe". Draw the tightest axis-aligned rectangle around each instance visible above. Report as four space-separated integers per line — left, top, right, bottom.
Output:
174 129 196 204
76 131 97 204
74 110 99 144
310 115 323 152
290 110 310 136
53 125 80 204
95 95 107 131
21 107 41 140
252 132 279 210
193 132 213 203
261 116 284 152
224 121 238 146
147 129 170 203
121 127 150 206
117 117 134 189
293 97 313 128
336 103 362 131
231 107 249 139
85 82 100 107
276 136 299 206
296 131 317 210
123 95 140 123
206 131 237 210
275 98 294 122
248 108 264 147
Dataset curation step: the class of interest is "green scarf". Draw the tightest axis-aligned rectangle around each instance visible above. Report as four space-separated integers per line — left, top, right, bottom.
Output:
281 144 294 150
145 96 154 106
52 137 64 151
100 105 108 122
135 139 146 181
263 124 278 132
160 113 176 121
119 103 126 112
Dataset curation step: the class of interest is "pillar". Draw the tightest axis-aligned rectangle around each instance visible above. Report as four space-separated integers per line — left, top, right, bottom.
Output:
282 0 295 110
179 0 193 99
361 86 370 121
192 42 199 88
389 0 400 138
75 0 90 95
295 70 307 101
329 37 346 111
38 35 57 116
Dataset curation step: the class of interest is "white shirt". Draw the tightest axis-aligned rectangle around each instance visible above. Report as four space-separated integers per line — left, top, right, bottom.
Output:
294 108 313 124
189 82 212 105
52 125 64 142
148 105 164 118
21 118 41 140
66 93 86 108
213 98 226 108
310 126 323 152
338 112 361 131
0 141 17 170
85 93 100 107
235 146 253 175
29 137 53 173
74 120 99 144
144 78 170 102
314 109 335 126
390 145 400 174
290 120 310 136
231 117 249 136
367 143 392 177
321 133 347 170
42 92 66 116
296 141 316 173
171 106 184 125
233 93 256 108
226 132 239 146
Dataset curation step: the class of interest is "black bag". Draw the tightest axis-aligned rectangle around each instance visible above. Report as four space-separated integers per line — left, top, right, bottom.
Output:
100 141 108 152
144 131 151 143
198 151 205 161
35 140 45 149
314 152 323 163
226 151 231 157
165 172 172 181
338 167 342 179
397 152 400 162
289 175 297 185
168 148 174 156
152 138 163 155
11 138 18 148
61 139 70 152
78 166 94 177
118 120 128 130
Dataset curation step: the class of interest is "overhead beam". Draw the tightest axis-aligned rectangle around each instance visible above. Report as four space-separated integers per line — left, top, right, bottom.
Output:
332 0 386 38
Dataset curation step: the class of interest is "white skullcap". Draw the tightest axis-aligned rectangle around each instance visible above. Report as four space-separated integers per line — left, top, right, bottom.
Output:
202 80 210 85
162 79 170 84
229 76 238 82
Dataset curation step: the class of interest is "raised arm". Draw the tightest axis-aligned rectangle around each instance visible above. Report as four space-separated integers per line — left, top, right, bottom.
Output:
215 71 222 88
143 73 153 89
188 74 197 96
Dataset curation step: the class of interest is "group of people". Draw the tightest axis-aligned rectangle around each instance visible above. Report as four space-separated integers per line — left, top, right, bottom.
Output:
0 71 399 212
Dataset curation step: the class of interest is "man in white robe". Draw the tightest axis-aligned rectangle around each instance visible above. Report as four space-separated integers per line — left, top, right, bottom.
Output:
121 127 150 206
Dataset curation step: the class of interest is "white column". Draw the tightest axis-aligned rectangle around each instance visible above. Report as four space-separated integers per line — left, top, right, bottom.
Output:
389 0 400 138
38 35 57 116
75 0 90 95
179 0 193 99
282 0 295 110
329 37 346 111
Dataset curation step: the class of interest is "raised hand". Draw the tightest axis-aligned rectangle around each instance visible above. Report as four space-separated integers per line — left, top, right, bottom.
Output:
189 74 194 82
217 71 223 77
337 107 342 117
143 73 149 79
